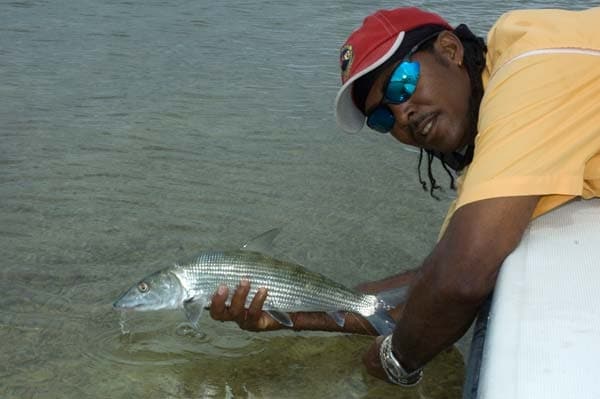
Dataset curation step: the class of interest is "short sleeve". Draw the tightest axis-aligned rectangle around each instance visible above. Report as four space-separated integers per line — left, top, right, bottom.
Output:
455 53 600 217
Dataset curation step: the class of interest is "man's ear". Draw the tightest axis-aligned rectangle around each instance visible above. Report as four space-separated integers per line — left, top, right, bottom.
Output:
435 31 464 66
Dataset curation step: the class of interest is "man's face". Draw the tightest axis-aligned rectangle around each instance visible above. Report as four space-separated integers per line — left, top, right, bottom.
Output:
364 32 473 154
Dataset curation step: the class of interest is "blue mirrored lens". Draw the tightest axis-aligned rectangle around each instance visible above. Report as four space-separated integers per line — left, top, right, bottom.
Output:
385 61 420 103
365 62 420 134
366 106 395 133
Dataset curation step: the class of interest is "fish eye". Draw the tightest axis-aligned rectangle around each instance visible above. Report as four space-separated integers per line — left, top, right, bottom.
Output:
138 282 149 293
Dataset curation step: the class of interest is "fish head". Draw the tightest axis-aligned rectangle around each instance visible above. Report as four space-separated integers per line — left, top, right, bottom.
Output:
113 270 185 311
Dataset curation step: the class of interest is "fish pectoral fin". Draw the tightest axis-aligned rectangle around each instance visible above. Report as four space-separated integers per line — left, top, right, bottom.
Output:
266 310 294 327
183 297 207 328
241 228 281 253
327 311 346 328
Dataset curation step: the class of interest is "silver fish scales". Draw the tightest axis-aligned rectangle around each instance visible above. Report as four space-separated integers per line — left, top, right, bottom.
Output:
176 250 379 316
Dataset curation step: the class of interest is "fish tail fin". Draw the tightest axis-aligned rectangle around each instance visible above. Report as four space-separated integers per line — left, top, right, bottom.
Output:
364 286 410 335
365 310 396 335
376 286 409 308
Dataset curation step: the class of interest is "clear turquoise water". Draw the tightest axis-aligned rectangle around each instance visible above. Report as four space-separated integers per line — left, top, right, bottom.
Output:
1 1 595 397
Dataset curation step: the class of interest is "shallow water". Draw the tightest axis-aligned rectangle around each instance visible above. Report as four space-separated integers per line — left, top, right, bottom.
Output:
1 0 596 397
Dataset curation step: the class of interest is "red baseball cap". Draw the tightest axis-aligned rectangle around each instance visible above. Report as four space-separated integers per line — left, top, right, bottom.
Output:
334 7 452 133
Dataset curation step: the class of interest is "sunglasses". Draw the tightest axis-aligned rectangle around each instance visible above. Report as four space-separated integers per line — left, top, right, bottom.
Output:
366 32 440 134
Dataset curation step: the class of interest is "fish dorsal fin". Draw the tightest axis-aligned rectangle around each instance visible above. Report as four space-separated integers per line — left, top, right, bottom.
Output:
241 228 281 253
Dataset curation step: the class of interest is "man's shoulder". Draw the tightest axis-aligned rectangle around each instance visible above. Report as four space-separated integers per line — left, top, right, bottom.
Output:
486 7 600 71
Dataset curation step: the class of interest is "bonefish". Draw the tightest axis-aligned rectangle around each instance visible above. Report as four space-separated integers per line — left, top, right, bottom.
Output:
113 229 405 334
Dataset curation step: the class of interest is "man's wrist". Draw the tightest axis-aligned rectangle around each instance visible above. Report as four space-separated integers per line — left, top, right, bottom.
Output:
379 334 423 386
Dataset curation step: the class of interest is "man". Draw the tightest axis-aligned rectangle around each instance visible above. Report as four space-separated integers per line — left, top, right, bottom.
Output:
210 6 600 386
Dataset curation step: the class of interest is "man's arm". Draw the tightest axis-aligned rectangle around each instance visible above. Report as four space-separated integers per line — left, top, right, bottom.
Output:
364 195 539 377
354 270 418 294
209 195 539 347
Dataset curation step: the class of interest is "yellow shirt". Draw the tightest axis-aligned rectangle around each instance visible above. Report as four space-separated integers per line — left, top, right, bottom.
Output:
444 7 600 227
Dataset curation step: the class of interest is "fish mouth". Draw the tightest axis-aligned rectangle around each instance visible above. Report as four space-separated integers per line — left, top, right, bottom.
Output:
112 303 150 312
112 299 142 310
113 297 160 311
113 302 129 310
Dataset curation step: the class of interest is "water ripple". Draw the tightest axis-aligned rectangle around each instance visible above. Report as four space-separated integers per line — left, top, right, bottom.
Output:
75 309 271 369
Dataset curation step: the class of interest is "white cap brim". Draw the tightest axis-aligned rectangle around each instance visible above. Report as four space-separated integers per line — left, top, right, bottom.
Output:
334 32 406 133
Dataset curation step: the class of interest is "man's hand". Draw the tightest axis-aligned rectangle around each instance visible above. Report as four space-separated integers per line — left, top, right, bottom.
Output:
209 280 283 331
362 336 389 381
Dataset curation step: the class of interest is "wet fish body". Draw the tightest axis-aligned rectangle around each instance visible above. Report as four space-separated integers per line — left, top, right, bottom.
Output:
181 250 384 317
113 229 403 334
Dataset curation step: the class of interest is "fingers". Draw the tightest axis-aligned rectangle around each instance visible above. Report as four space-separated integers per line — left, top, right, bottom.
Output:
229 279 251 319
209 280 270 330
209 284 230 321
246 287 268 327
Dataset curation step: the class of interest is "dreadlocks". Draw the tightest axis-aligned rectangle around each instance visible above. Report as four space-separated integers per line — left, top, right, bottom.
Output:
417 149 456 200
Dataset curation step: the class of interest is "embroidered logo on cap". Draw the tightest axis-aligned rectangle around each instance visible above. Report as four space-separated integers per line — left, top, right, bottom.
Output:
339 44 354 81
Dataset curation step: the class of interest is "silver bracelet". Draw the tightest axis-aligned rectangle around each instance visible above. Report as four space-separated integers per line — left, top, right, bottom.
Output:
379 334 423 387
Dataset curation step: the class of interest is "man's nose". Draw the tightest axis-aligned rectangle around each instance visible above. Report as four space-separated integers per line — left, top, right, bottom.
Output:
388 102 415 128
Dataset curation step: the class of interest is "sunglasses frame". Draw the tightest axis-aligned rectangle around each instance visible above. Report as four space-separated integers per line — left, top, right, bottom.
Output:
366 32 442 134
